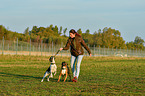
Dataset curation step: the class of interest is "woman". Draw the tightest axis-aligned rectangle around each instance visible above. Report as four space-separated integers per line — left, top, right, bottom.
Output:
59 29 91 82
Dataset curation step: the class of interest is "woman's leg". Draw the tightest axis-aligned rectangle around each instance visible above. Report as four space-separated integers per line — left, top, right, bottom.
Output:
70 55 77 77
75 55 83 79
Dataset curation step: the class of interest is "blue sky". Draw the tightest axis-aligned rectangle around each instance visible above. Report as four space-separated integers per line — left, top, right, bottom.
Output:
0 0 145 42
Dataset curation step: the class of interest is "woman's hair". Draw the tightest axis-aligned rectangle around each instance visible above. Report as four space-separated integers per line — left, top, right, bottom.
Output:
69 29 81 37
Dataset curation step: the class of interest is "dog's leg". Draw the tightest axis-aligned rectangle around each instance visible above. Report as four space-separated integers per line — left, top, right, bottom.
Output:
62 75 64 81
57 72 62 82
54 65 57 76
41 72 49 82
50 72 53 78
64 71 68 82
67 67 71 81
54 71 57 76
69 73 71 81
47 75 50 81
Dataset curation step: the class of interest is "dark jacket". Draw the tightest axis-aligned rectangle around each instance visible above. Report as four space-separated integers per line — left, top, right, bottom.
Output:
63 35 91 57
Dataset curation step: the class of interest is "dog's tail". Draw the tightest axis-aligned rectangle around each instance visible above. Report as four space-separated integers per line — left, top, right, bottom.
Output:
67 66 70 74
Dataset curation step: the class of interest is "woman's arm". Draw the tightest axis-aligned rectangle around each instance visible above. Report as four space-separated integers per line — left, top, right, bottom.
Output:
80 38 91 55
60 38 70 51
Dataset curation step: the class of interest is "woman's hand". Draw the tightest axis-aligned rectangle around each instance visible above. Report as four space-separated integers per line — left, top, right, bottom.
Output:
59 48 63 51
89 54 92 57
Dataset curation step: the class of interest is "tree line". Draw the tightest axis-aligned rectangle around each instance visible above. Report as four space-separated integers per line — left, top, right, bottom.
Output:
0 25 144 50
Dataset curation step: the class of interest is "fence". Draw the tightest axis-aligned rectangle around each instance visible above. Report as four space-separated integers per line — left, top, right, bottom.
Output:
0 37 145 57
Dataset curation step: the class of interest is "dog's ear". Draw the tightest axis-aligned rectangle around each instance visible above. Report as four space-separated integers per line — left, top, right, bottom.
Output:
49 56 55 62
61 62 63 65
49 56 52 62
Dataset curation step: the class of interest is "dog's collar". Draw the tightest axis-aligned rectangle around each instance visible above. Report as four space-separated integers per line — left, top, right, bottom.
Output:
62 67 66 70
51 63 55 65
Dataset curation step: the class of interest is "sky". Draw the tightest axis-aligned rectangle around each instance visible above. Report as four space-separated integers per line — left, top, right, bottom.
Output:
0 0 145 43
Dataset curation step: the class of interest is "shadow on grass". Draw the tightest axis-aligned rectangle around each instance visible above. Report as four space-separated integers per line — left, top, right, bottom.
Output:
0 72 72 82
0 72 41 79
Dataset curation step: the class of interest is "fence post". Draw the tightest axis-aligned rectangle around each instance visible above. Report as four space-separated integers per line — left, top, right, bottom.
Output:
49 44 50 55
21 45 22 51
99 45 100 56
52 41 53 55
27 44 28 51
93 45 95 56
133 48 134 56
61 42 63 57
136 49 137 57
127 48 128 57
33 45 34 52
104 46 105 56
41 40 43 56
8 44 9 51
16 38 18 55
29 39 31 56
2 36 4 55
112 47 113 56
108 46 109 56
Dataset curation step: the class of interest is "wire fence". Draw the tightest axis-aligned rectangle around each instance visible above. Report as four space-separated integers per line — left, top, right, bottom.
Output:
0 37 145 57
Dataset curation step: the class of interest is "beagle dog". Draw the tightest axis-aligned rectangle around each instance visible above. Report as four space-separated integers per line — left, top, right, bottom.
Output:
41 56 57 82
57 62 71 82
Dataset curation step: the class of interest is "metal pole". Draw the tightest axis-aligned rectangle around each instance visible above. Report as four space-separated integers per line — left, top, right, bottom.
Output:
8 44 9 51
93 45 95 56
108 46 109 56
41 40 43 56
21 45 22 51
2 36 4 55
27 44 28 51
61 42 63 57
104 46 105 56
29 39 31 56
52 41 53 55
16 38 18 55
33 45 34 52
99 45 100 55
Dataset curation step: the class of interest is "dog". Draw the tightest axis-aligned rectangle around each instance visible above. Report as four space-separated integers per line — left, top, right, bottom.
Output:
41 56 57 82
57 62 71 82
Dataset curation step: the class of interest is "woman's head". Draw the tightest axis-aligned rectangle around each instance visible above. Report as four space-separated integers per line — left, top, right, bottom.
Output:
69 29 81 38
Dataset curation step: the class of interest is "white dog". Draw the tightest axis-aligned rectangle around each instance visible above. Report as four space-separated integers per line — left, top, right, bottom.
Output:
41 56 57 82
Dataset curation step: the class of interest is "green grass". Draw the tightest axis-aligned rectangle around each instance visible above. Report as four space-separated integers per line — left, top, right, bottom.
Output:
0 55 145 96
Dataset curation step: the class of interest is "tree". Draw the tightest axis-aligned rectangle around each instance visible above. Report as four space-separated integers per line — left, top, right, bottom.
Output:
59 26 62 35
52 25 59 36
134 36 144 45
134 36 144 50
63 28 67 36
77 28 82 36
85 29 90 34
24 27 29 36
0 25 5 39
101 27 126 48
126 36 144 50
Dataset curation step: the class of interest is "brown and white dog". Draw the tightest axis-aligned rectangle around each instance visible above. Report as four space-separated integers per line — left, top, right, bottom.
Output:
57 62 71 82
41 56 57 82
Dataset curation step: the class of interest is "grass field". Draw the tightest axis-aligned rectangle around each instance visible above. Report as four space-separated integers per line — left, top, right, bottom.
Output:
0 55 145 96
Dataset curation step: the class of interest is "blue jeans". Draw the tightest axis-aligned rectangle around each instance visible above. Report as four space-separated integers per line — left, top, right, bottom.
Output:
70 55 84 79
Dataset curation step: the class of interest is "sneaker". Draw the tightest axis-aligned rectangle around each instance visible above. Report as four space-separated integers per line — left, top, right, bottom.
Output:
72 77 77 82
72 79 77 82
74 76 77 79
